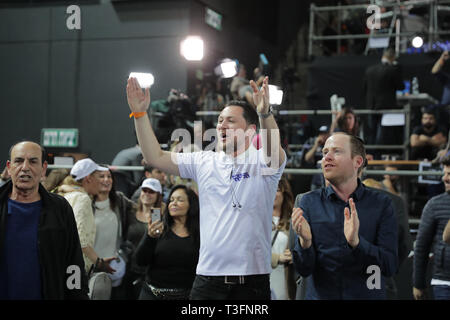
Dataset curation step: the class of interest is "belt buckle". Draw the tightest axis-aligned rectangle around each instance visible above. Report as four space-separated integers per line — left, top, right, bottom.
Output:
224 276 245 285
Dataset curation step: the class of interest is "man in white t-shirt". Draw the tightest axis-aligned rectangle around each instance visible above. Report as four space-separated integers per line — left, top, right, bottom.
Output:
126 76 286 300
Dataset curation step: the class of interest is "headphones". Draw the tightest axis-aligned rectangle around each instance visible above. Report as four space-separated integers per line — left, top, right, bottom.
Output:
230 168 242 210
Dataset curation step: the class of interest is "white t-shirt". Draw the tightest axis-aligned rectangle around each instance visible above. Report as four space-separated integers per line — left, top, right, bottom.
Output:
177 146 286 276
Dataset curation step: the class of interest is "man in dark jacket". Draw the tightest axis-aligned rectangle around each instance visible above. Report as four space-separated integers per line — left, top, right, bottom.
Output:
291 133 398 299
364 48 404 147
413 154 450 300
0 141 88 299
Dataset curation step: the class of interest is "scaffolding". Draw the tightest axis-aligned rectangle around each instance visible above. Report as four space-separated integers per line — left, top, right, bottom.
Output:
308 0 450 58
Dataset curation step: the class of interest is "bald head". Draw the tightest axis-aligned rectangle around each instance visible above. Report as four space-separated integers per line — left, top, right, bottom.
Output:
9 141 46 165
7 141 48 198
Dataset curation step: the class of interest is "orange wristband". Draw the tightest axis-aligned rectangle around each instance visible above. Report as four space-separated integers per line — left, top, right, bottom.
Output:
129 112 147 119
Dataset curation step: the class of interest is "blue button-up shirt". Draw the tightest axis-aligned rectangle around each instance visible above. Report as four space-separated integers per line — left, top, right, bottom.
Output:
293 180 398 300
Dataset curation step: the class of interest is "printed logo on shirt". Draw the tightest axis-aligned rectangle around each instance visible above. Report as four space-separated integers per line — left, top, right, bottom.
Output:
231 172 250 182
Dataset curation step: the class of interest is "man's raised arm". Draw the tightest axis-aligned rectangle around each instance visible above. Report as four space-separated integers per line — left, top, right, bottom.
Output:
126 77 180 176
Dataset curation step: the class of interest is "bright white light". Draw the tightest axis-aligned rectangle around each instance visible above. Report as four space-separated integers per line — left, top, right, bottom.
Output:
220 61 238 78
129 72 154 88
412 36 423 48
269 85 283 105
180 36 204 61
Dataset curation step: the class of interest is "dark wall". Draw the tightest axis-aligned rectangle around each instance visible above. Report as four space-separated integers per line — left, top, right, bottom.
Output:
189 0 278 79
307 53 444 109
0 1 190 164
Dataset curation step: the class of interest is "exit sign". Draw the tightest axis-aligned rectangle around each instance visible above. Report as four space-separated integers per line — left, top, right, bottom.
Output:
41 128 79 148
205 7 222 31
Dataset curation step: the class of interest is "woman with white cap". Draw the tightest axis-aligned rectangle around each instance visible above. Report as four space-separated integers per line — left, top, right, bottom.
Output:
122 178 165 299
56 158 117 299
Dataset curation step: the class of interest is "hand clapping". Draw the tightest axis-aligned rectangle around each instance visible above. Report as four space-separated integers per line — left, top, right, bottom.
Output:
291 208 312 249
344 198 360 248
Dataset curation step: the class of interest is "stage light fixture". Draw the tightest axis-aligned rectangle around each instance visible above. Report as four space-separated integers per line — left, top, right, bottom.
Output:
129 72 154 88
269 85 283 105
412 36 424 48
214 59 238 78
180 36 204 61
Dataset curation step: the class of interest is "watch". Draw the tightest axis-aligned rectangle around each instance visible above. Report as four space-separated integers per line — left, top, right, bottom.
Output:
257 106 273 119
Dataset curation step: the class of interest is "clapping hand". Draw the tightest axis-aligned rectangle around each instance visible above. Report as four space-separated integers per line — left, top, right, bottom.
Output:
344 198 360 248
291 208 312 249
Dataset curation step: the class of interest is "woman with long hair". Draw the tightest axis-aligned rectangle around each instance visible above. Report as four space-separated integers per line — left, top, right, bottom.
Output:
123 178 165 299
91 167 136 299
135 185 200 300
271 175 296 300
330 107 360 137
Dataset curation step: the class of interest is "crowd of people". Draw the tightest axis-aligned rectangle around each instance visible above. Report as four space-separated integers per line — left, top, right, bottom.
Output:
1 49 450 301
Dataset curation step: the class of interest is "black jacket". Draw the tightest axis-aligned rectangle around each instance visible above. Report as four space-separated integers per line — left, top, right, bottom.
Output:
364 62 404 110
0 181 89 299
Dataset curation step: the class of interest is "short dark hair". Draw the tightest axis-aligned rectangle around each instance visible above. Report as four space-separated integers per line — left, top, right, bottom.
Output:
441 152 450 166
223 100 259 127
9 141 46 165
383 47 396 60
423 107 436 117
144 164 154 173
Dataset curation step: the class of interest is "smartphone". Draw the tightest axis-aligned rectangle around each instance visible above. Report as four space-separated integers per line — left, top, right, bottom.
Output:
151 208 161 222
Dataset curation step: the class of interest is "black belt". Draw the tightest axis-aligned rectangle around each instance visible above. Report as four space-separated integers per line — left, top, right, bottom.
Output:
202 274 268 285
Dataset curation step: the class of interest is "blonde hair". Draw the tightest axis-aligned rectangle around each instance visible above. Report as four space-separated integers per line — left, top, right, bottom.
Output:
362 178 383 190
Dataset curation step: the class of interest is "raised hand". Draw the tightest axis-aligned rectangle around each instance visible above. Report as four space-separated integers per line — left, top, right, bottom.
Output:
344 198 360 248
250 76 270 113
126 77 150 113
291 207 312 249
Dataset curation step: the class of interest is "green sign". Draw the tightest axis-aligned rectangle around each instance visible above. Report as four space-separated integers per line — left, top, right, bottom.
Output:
41 128 79 148
205 7 222 31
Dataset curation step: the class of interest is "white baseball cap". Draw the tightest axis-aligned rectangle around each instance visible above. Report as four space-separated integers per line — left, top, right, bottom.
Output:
70 158 109 181
140 178 162 194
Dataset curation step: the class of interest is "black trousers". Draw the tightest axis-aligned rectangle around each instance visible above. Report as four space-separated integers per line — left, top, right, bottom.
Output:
189 274 271 300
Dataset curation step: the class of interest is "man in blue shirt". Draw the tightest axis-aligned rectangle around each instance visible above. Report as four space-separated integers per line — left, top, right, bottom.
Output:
291 133 398 299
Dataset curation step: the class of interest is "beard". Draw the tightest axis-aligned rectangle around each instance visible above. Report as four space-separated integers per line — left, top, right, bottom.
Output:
423 123 434 130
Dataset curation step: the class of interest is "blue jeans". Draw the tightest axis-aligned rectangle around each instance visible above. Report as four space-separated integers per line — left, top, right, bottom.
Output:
432 285 450 300
190 274 271 300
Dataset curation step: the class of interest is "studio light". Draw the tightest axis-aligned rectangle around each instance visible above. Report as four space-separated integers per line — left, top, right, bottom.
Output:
214 59 238 78
412 36 424 48
129 72 154 88
180 36 204 61
269 85 283 105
